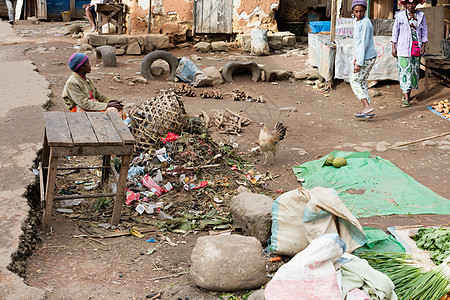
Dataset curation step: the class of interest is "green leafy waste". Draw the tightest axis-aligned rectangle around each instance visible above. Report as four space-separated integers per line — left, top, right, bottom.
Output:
413 227 450 265
356 252 450 300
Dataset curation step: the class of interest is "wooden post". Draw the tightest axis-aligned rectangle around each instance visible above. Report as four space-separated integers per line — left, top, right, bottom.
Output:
69 0 75 19
147 0 151 34
111 154 132 225
424 58 429 94
330 0 337 42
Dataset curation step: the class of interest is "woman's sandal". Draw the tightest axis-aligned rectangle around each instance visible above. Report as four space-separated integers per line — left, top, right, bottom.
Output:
354 112 375 119
401 98 410 107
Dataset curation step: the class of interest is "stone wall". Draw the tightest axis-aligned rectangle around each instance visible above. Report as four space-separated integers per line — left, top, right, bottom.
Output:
232 0 279 34
122 0 194 38
122 0 283 36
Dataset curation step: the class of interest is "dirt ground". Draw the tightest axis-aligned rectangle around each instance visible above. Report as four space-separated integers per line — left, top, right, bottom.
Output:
10 20 450 299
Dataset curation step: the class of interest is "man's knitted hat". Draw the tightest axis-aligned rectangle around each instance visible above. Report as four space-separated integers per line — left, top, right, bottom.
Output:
352 0 367 9
68 52 88 72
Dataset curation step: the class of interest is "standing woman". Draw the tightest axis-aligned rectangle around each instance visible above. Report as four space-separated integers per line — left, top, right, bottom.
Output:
391 0 428 107
350 0 378 119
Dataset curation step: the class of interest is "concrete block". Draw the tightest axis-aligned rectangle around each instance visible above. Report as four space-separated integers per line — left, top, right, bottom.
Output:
190 235 266 292
211 41 228 52
86 33 107 47
194 42 211 53
126 42 141 55
230 187 273 243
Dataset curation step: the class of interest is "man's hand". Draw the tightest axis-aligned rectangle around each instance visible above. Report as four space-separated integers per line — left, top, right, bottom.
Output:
354 64 361 73
107 100 124 110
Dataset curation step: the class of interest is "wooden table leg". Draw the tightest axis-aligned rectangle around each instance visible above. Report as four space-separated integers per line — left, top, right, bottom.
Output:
41 131 50 205
101 155 111 187
111 154 131 225
42 148 58 233
42 131 50 168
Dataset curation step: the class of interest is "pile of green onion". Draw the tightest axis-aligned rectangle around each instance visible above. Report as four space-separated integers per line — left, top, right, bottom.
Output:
356 252 450 300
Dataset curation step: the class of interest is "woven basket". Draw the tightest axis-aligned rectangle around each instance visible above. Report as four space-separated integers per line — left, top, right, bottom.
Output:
130 90 187 152
281 4 307 22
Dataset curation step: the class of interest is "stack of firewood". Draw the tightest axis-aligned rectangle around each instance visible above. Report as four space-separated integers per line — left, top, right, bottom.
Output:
232 89 264 103
199 108 252 135
200 90 223 99
175 83 196 97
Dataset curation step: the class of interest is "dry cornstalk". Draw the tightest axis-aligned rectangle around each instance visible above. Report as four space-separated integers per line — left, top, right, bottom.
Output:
199 110 210 127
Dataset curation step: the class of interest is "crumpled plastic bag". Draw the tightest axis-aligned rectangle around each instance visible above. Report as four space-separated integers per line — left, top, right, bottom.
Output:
251 29 270 56
175 57 212 87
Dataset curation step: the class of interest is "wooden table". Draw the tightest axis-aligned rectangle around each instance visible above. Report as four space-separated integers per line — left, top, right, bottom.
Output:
96 3 125 34
41 111 135 232
422 55 450 94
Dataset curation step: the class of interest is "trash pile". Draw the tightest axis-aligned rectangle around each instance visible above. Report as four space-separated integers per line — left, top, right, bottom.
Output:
122 116 273 233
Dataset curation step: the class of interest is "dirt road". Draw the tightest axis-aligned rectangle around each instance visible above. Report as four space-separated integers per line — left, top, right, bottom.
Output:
1 20 449 299
0 21 49 300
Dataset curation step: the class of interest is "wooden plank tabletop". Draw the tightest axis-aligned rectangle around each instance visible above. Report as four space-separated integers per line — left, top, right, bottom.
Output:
65 112 98 146
43 111 73 146
86 112 123 145
107 111 135 145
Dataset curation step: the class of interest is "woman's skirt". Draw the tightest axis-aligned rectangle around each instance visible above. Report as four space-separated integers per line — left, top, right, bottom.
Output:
397 56 420 93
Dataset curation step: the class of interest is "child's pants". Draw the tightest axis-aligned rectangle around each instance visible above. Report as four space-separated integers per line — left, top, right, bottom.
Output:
350 57 376 103
6 0 15 22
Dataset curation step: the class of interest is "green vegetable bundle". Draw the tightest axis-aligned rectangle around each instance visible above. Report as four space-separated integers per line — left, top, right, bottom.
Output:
356 252 450 300
413 227 450 265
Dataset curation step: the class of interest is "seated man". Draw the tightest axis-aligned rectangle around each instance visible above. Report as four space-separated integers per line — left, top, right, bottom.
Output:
62 52 123 116
83 0 101 32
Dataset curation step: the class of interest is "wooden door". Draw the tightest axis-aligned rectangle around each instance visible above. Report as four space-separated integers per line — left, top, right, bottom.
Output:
194 0 233 34
36 0 47 19
371 0 394 19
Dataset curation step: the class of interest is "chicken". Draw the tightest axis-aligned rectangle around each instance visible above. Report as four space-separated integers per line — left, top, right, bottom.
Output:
258 122 287 164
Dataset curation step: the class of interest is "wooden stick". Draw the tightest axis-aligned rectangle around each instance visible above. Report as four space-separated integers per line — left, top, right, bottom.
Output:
388 131 450 149
224 108 242 119
43 166 111 170
200 110 210 127
148 271 189 281
53 193 116 201
184 164 221 170
72 227 158 239
39 162 45 208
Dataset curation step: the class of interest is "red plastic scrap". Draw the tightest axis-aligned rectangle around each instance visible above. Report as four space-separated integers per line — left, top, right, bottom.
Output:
125 188 140 206
161 132 179 144
230 165 238 171
192 181 208 190
141 174 165 196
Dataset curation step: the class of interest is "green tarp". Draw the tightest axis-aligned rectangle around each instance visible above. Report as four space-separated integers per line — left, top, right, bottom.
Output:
353 227 405 254
292 151 450 217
